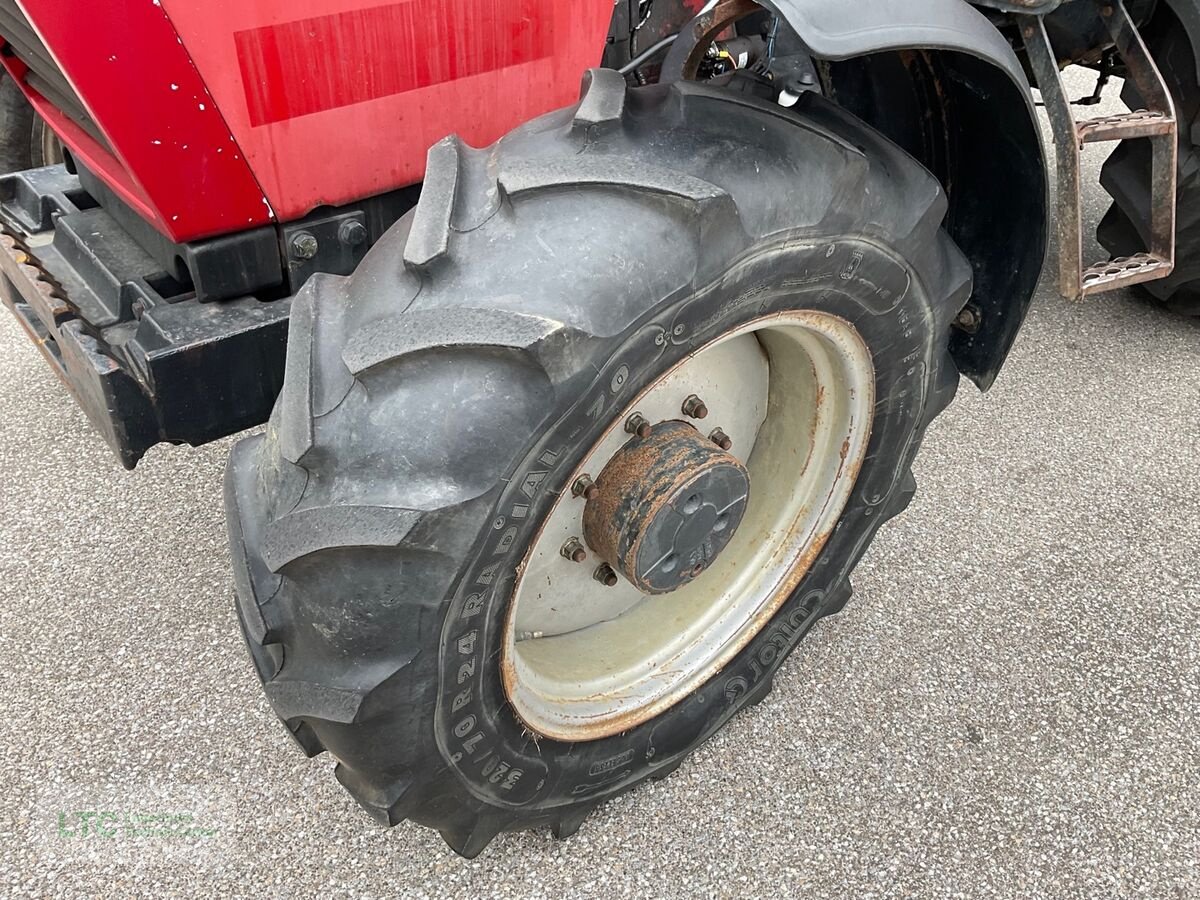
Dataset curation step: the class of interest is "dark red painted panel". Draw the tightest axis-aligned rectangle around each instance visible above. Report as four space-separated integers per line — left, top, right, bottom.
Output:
236 0 555 126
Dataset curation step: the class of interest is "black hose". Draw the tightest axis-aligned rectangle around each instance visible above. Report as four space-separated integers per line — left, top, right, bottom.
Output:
618 33 679 76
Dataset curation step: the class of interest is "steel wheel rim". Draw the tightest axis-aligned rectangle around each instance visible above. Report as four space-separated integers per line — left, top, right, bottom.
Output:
501 310 876 741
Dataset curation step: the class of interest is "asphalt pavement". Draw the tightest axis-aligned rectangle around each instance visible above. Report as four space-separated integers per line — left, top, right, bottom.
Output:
0 72 1197 898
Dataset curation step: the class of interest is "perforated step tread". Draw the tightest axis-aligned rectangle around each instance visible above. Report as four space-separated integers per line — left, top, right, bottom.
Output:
1077 109 1174 144
1081 252 1171 294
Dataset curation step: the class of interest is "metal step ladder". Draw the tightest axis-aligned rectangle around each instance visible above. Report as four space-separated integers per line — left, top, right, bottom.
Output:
1022 1 1178 299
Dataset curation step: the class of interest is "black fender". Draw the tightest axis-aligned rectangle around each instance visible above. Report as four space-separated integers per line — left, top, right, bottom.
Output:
772 0 1030 83
764 0 1049 389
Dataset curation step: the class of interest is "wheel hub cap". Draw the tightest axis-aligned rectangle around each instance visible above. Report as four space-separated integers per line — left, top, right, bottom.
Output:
583 421 750 594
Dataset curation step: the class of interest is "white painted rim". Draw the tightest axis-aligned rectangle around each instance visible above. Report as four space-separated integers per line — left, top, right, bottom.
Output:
501 310 875 742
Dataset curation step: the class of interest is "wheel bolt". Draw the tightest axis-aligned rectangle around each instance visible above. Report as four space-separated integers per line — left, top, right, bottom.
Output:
561 537 587 563
625 412 653 439
709 428 733 451
593 563 619 587
572 474 598 500
954 306 981 334
681 394 709 420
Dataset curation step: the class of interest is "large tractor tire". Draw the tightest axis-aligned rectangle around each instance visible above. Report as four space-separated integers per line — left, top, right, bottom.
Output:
1098 4 1200 315
225 70 972 857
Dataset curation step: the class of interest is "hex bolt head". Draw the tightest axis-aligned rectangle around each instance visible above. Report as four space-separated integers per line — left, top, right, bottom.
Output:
572 474 598 500
681 394 709 420
709 428 733 451
954 306 981 333
338 220 368 248
560 537 588 563
625 412 653 439
290 231 319 261
593 563 619 587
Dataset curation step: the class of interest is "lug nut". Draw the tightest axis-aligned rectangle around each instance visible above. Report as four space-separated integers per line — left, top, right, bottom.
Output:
593 563 619 587
681 394 709 420
572 474 598 500
625 412 652 439
561 537 587 563
709 428 733 451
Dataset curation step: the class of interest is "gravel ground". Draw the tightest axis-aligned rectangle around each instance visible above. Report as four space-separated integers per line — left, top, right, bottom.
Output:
0 72 1198 898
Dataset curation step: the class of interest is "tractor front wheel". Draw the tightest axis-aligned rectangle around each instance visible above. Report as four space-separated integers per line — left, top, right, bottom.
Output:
225 70 972 856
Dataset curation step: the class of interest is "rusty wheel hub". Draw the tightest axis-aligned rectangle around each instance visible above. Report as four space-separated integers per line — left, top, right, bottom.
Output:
583 422 750 594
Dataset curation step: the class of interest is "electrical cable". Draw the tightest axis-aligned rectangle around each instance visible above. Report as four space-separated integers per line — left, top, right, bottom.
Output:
618 33 679 76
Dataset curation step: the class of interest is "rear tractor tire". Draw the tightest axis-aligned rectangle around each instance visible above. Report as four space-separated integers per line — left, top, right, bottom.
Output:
225 69 972 857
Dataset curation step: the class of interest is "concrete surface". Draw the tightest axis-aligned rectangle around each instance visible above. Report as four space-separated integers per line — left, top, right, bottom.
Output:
0 72 1197 898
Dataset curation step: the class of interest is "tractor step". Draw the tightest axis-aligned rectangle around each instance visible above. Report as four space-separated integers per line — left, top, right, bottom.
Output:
1022 0 1178 300
1076 109 1174 143
1080 251 1172 292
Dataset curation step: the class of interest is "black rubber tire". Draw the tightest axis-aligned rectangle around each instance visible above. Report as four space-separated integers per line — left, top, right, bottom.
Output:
0 70 56 174
225 70 973 857
1098 4 1200 315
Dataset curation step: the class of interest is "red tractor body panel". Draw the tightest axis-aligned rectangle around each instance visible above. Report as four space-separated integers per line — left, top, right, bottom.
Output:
10 0 274 239
9 0 612 241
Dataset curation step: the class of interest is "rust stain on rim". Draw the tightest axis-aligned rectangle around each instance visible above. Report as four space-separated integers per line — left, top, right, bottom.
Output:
500 309 876 741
